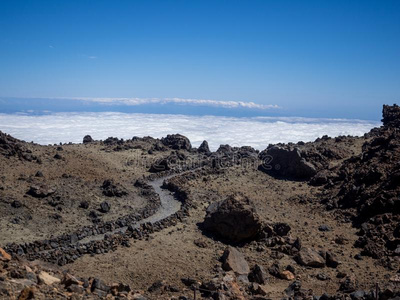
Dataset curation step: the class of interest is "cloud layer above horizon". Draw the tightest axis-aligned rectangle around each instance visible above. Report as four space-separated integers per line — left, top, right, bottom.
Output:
48 97 280 110
0 112 380 151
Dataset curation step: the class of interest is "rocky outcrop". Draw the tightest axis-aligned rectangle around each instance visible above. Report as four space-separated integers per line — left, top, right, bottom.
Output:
202 193 262 243
321 105 400 261
0 131 38 161
258 146 317 180
82 135 93 143
198 140 211 154
382 104 400 127
161 134 192 150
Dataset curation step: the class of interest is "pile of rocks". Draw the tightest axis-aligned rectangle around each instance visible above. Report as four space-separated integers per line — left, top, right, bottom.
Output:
0 130 39 162
0 246 148 299
322 105 400 261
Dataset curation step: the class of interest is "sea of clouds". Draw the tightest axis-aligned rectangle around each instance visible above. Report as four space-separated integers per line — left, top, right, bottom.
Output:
0 112 380 151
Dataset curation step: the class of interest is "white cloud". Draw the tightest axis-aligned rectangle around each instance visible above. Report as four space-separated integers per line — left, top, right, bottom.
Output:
0 112 380 151
52 97 279 110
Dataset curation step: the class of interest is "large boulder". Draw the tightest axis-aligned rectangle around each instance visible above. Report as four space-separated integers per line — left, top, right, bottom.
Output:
258 146 317 180
161 134 191 150
203 194 262 243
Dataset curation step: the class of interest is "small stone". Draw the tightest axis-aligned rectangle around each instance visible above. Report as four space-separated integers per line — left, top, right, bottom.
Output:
11 200 22 208
0 248 11 262
248 264 268 284
100 201 111 213
296 247 325 268
79 201 89 209
221 247 250 276
280 270 295 280
326 251 340 268
38 271 60 285
316 273 329 281
318 225 332 232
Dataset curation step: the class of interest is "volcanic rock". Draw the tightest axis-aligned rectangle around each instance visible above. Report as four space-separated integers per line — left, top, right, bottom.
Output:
102 179 127 197
161 134 191 150
296 247 325 268
83 135 94 143
100 201 111 213
198 140 211 154
248 264 267 284
27 185 56 198
382 104 400 127
202 193 262 243
258 146 317 180
221 246 250 276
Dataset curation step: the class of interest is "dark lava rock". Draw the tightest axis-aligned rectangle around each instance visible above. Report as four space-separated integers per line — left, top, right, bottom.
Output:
11 200 22 208
91 278 110 293
83 135 94 144
382 104 400 127
27 185 56 198
273 222 291 236
248 264 268 284
216 144 233 154
198 140 211 154
100 201 111 213
102 179 127 197
89 211 98 219
35 171 44 177
258 146 317 180
79 200 89 209
203 193 263 243
326 251 340 268
318 224 332 232
161 134 192 150
339 275 357 293
53 153 63 160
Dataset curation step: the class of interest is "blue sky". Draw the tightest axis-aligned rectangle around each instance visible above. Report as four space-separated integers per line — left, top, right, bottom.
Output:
0 0 399 120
